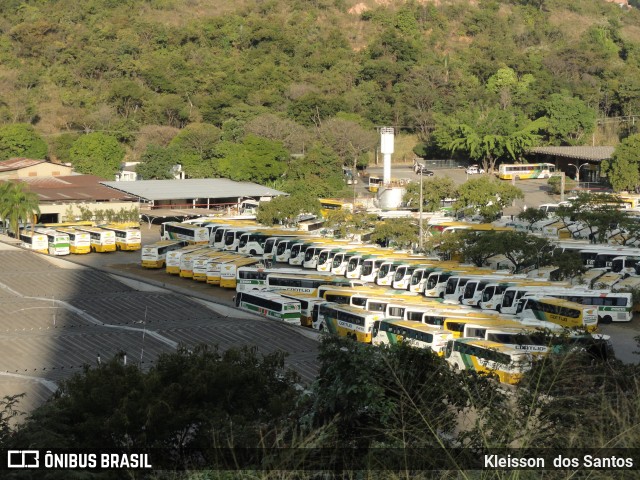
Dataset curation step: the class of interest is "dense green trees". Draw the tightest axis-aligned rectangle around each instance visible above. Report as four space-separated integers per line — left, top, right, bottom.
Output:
0 0 636 189
454 176 524 221
602 134 640 192
69 133 125 179
0 124 47 161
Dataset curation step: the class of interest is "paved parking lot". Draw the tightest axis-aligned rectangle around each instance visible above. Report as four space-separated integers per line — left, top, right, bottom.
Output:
0 241 319 414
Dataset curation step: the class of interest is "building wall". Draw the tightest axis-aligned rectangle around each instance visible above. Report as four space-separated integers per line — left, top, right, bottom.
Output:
0 163 74 180
39 202 140 223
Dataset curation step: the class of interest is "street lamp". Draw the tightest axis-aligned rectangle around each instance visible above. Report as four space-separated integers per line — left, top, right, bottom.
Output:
567 163 590 184
419 168 424 251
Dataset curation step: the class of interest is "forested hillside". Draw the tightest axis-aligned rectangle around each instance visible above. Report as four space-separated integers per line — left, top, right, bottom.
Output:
0 0 639 189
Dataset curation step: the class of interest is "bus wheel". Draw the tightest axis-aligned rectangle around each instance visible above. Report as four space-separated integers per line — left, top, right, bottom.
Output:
600 315 612 325
250 250 256 255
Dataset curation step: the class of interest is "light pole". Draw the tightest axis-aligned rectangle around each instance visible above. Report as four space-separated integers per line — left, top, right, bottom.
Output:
567 163 590 184
419 168 424 252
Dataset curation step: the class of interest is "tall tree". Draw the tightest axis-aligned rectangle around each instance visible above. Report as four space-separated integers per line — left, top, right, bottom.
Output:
0 181 40 236
69 133 125 179
403 176 456 211
601 134 640 193
0 124 48 161
538 93 596 146
454 176 524 221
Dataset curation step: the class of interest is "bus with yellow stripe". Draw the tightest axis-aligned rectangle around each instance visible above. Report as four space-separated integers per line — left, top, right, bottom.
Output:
372 319 451 356
141 240 185 268
55 227 91 254
444 338 538 384
75 226 116 253
99 224 142 251
316 303 381 342
166 244 210 274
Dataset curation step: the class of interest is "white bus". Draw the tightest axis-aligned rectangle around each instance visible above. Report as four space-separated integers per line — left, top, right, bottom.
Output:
19 231 48 254
444 338 537 384
165 245 211 274
497 163 555 180
193 252 237 282
372 319 451 355
161 222 209 245
100 225 142 251
208 256 259 286
234 291 301 324
315 302 381 342
521 289 633 324
55 227 91 254
235 266 310 291
289 242 315 266
74 226 116 253
516 296 599 332
238 272 360 295
141 240 185 268
35 228 70 256
316 247 344 273
179 247 216 278
279 291 327 328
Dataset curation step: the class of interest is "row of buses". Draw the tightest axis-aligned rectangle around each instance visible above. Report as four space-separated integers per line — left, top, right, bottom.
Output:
233 281 610 385
19 224 141 255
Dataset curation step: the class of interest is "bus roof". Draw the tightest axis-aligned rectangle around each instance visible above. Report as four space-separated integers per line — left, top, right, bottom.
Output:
378 318 449 332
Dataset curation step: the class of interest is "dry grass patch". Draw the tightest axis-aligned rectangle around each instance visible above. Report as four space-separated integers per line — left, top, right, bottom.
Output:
548 9 600 42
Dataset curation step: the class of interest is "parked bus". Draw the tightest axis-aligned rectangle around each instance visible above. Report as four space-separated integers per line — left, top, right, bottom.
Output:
34 228 70 256
165 245 211 274
234 291 301 324
99 225 142 251
360 257 392 283
55 227 91 255
237 271 362 295
497 163 555 180
193 251 238 282
521 289 633 324
161 222 209 245
218 257 262 288
289 241 316 266
465 324 608 355
74 226 116 253
141 240 185 268
444 338 537 384
19 231 48 253
279 291 326 328
442 316 523 339
368 176 383 193
517 296 598 331
235 266 311 291
316 303 381 342
319 199 353 218
179 247 216 278
372 319 451 355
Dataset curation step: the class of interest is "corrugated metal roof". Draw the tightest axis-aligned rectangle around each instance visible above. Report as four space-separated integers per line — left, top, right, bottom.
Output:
10 175 136 202
529 146 615 161
0 158 45 172
100 179 288 201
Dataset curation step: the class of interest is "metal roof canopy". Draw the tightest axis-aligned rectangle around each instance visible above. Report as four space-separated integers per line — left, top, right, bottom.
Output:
100 179 287 201
528 146 614 162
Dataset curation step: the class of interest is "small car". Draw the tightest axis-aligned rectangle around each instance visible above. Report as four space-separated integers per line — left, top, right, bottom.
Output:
465 165 485 175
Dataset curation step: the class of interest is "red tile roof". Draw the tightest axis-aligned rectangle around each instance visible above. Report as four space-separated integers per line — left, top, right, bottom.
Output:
6 175 137 203
0 158 45 172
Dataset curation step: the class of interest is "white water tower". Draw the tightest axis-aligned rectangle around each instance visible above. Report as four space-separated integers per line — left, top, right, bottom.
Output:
380 127 394 185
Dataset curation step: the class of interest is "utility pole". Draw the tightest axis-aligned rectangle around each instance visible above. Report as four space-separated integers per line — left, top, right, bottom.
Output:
560 172 565 203
419 169 424 251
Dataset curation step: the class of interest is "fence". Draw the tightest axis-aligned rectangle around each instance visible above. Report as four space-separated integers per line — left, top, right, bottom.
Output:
413 158 466 170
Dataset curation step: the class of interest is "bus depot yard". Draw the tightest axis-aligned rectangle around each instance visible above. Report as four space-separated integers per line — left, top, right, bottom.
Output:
4 204 640 409
139 218 640 371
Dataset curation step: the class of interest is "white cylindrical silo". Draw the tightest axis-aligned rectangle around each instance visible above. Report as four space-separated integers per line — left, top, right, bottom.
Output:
380 127 394 185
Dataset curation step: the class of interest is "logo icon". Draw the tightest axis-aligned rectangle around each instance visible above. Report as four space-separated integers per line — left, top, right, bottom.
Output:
7 450 39 468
